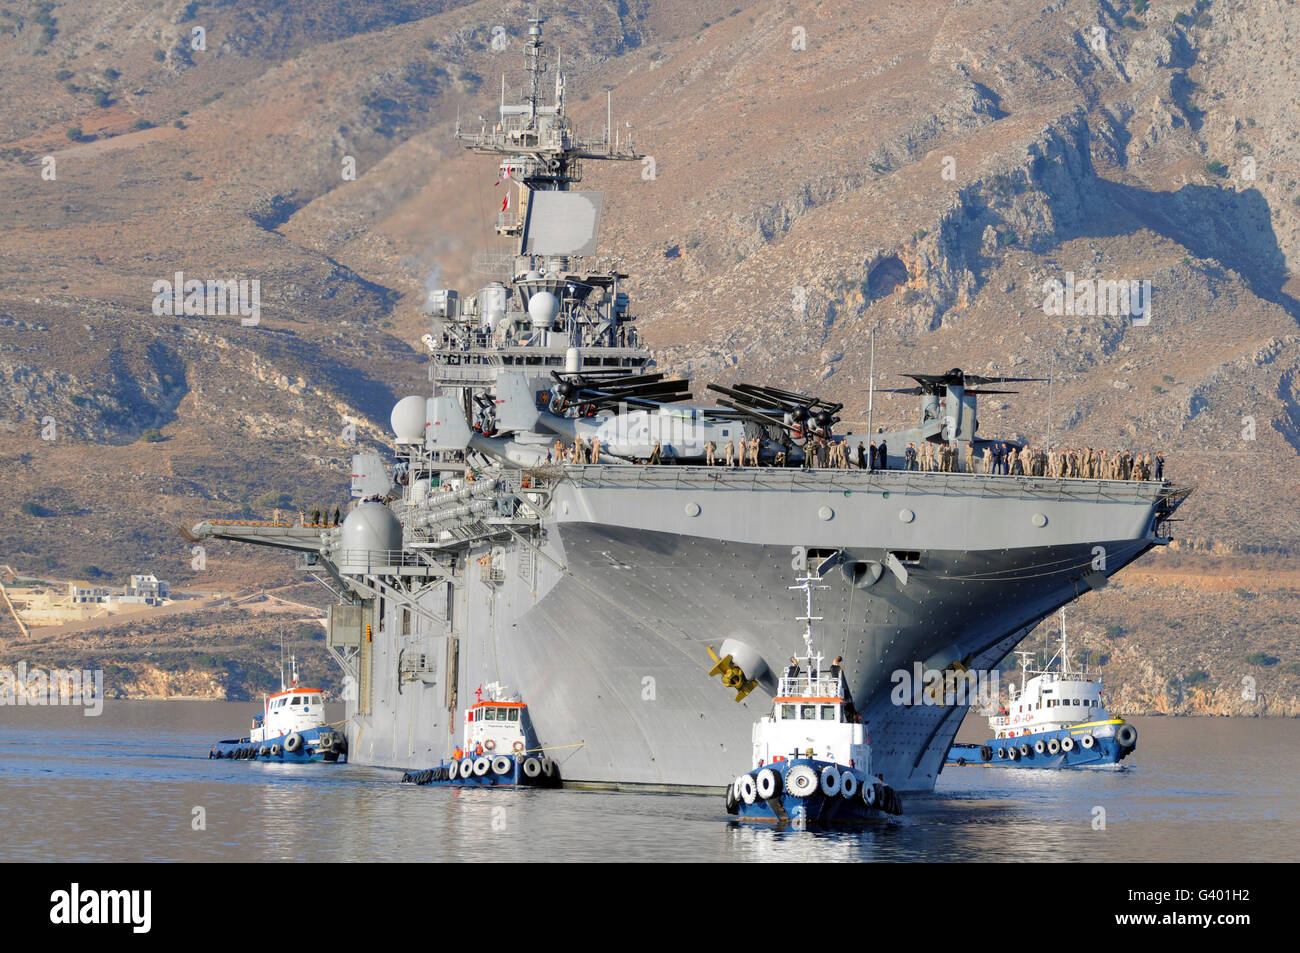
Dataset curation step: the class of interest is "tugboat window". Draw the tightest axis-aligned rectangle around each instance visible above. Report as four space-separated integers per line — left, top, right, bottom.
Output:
821 705 835 720
508 709 520 721
800 705 816 720
292 696 302 705
781 704 795 720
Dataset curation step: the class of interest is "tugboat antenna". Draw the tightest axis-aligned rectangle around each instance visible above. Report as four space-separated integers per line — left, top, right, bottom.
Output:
1057 606 1072 675
789 571 830 662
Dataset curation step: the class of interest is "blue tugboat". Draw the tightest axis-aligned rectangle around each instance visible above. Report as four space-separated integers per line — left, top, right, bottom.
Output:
725 572 902 829
946 609 1137 770
401 683 561 788
209 655 347 763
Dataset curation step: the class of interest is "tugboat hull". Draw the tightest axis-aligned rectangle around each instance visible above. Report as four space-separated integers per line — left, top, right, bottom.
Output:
400 752 561 788
209 725 347 764
727 759 901 829
945 720 1136 769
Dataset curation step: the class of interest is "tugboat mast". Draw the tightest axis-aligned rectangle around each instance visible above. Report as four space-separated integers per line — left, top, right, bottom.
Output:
790 572 830 669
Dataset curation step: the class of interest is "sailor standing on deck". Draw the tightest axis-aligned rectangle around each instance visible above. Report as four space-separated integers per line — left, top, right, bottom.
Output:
725 440 735 467
858 441 867 470
878 439 889 470
705 440 716 466
965 442 974 474
591 436 601 465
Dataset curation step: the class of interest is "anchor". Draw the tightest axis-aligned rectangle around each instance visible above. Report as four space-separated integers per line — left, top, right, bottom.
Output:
706 647 759 702
923 658 973 705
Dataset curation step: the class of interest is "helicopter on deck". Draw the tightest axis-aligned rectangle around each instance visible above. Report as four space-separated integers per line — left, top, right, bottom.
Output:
864 367 1046 467
471 370 844 465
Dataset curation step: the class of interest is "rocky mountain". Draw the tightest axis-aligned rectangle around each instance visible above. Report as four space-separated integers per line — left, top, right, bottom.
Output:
1 0 1297 709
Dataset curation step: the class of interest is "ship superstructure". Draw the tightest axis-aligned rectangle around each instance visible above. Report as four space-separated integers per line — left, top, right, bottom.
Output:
191 19 1190 793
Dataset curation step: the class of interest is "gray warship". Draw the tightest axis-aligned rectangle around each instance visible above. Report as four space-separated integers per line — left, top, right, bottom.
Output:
191 20 1190 793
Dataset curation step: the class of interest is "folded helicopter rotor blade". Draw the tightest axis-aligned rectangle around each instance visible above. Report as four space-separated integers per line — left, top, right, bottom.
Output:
714 399 798 432
561 371 666 388
585 391 694 410
710 383 816 415
961 375 1047 386
586 395 669 411
731 382 810 404
569 376 692 407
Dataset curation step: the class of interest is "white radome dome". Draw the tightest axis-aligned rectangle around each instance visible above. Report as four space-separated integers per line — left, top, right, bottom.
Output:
390 395 427 444
338 502 403 571
528 291 560 329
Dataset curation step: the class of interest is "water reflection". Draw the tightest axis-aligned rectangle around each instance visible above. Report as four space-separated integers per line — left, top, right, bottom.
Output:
0 704 1296 862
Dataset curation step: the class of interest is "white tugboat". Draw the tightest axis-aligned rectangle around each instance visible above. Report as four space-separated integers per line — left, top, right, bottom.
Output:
401 682 561 787
209 655 347 763
946 609 1137 769
724 571 902 828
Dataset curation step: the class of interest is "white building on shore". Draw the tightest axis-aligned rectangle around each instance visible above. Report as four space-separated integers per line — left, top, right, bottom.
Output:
120 574 170 606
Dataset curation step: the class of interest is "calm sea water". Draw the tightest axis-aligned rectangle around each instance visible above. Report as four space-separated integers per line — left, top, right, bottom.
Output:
0 703 1294 862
